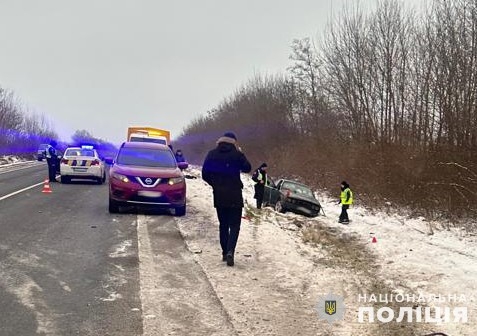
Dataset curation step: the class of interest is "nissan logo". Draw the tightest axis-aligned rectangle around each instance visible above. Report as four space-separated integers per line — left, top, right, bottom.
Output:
145 178 153 185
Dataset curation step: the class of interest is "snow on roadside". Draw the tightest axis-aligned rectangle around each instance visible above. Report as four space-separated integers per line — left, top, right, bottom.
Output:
0 156 34 166
316 192 477 335
177 166 476 335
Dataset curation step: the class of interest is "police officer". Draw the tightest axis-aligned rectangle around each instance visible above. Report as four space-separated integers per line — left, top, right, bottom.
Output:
338 181 353 223
252 163 268 209
45 140 58 182
202 132 252 266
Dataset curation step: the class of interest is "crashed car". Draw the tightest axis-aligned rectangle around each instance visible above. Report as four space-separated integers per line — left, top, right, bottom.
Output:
263 179 322 217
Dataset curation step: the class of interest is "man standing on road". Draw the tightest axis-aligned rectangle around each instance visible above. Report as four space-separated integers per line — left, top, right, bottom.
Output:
45 140 58 182
202 132 252 266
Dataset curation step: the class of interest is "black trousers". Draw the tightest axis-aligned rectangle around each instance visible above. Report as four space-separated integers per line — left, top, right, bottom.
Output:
254 184 265 209
339 204 349 222
46 158 57 181
216 207 242 256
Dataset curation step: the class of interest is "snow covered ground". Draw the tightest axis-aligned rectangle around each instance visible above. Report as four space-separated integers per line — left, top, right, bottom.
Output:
177 166 477 336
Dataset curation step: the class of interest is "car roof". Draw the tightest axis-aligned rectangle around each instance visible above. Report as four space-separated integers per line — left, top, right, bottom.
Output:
121 141 170 150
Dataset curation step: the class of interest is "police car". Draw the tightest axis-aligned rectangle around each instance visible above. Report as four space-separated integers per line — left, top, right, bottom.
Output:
60 145 106 184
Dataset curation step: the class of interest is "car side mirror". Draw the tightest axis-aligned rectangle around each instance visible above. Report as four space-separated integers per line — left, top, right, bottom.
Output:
104 157 114 165
178 161 188 170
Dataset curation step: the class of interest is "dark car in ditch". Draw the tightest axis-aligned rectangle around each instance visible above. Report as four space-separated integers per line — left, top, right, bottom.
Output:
263 179 322 217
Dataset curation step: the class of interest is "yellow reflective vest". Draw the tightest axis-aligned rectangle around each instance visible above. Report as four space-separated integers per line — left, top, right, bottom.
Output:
340 188 353 205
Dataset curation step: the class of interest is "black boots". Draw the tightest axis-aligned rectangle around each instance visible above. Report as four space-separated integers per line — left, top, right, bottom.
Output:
226 253 234 266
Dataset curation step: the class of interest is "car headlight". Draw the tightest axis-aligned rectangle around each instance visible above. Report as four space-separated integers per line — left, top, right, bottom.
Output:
111 172 129 183
168 176 184 185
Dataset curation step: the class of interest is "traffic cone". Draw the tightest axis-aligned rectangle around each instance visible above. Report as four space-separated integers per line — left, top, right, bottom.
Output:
372 236 377 243
42 179 52 193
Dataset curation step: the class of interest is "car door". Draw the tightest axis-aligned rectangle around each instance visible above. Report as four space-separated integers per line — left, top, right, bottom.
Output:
263 177 274 205
267 179 283 206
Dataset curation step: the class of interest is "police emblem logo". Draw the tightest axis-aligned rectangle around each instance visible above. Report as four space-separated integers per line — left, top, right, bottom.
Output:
317 294 345 323
325 300 337 315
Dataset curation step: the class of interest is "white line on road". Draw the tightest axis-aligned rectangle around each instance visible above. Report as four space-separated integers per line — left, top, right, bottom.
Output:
0 162 44 175
137 215 165 336
0 181 45 201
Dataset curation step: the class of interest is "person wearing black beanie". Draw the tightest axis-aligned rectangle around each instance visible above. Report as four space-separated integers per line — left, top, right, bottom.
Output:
202 131 252 266
338 181 353 223
252 163 268 209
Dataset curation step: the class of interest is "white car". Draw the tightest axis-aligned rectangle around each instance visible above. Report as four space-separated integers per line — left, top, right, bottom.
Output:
60 146 106 184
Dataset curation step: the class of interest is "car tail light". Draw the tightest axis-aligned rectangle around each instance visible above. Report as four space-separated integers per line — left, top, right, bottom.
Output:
61 158 68 164
91 159 100 166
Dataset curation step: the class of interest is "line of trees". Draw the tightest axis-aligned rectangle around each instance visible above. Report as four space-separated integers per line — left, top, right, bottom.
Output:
0 86 117 159
176 0 477 222
0 87 57 156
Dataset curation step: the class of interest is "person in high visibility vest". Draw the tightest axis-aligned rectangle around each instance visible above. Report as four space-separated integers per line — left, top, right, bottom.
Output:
252 163 268 209
339 181 353 223
44 140 58 182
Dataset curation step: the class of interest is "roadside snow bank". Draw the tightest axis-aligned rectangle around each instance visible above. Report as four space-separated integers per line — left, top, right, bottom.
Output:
178 167 477 335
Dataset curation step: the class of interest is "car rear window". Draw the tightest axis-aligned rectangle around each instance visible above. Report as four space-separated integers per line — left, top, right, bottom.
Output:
130 136 167 145
65 149 95 157
116 147 176 168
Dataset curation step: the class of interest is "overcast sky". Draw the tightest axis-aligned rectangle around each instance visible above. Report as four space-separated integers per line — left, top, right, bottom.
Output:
0 0 423 145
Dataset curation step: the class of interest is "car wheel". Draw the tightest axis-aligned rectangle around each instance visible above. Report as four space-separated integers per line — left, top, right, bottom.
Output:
275 200 286 213
96 177 103 185
61 176 70 184
109 197 120 213
174 205 186 217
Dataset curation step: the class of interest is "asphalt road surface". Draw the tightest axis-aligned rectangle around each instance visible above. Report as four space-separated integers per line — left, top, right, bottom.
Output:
0 161 233 336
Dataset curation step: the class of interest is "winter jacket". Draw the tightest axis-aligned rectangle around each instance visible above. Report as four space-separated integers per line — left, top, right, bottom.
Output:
340 187 353 205
45 145 57 160
202 142 252 208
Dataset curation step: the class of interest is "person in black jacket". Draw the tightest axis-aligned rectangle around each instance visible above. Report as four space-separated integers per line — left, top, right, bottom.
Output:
202 132 252 266
252 163 268 209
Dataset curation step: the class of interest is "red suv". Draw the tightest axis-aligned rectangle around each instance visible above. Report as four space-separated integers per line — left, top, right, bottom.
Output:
108 142 187 215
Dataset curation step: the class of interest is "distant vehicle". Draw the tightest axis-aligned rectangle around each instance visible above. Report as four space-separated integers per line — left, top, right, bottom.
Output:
108 141 187 215
37 144 48 161
60 145 106 184
127 127 171 145
129 132 168 145
264 179 322 217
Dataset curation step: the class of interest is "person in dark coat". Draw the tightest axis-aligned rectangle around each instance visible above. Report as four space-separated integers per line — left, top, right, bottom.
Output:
175 149 186 163
202 132 252 266
252 163 268 209
45 140 58 182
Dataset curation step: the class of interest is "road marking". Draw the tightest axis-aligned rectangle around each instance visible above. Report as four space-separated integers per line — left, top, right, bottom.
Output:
136 215 164 336
0 162 43 175
0 181 45 201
